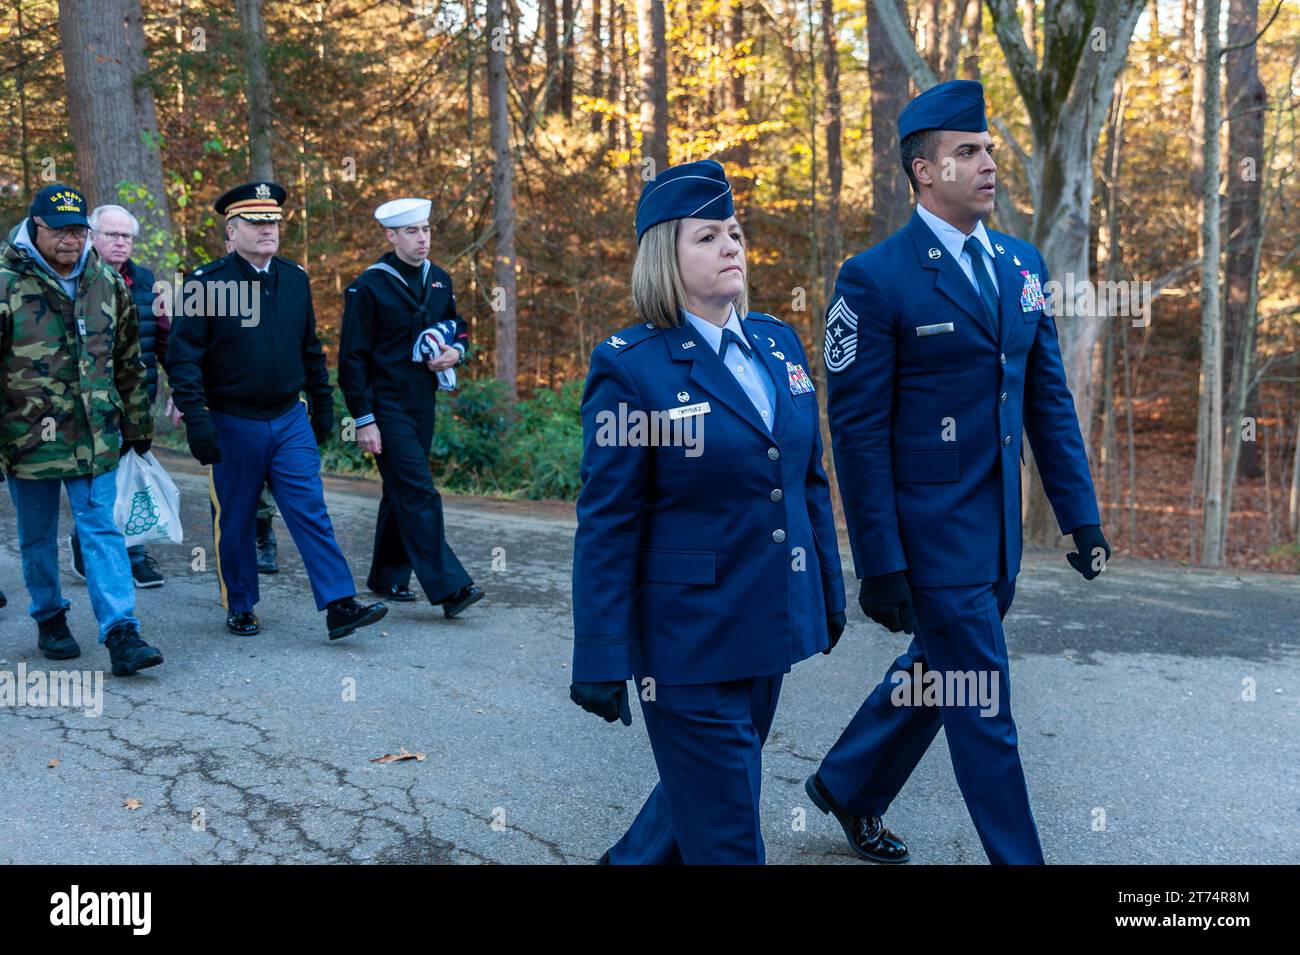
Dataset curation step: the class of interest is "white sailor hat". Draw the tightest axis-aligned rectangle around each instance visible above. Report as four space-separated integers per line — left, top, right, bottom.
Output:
375 197 432 228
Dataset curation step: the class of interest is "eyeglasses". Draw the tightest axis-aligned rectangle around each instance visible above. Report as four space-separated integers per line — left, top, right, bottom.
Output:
94 230 135 244
36 223 88 240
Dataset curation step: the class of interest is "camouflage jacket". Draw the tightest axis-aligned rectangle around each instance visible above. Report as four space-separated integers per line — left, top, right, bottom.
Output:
0 238 151 479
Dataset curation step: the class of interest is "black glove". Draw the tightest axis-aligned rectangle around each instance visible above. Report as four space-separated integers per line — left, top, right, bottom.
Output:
858 571 915 634
121 438 152 458
185 417 222 465
1067 524 1111 580
569 681 632 726
311 411 334 446
823 610 847 655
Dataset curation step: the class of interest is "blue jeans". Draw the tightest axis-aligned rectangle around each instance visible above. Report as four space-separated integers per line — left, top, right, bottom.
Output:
7 471 139 643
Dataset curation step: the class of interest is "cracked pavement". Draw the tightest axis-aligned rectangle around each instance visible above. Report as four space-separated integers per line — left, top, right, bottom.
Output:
2 449 1297 864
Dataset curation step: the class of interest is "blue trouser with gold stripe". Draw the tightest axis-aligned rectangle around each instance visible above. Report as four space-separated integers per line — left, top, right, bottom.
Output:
208 405 355 612
815 578 1045 864
606 674 783 865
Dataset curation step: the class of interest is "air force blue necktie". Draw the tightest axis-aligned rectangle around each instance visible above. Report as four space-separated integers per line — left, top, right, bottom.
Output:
963 235 1000 333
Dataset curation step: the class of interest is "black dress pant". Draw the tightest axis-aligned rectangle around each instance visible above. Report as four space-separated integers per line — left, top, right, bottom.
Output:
365 404 471 603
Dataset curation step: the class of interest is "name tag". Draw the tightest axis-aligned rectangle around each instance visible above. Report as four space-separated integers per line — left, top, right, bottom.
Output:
668 401 711 420
916 322 954 337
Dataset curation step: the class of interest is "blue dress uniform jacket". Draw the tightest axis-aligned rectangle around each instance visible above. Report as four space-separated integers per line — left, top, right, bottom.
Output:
571 312 845 687
824 210 1099 587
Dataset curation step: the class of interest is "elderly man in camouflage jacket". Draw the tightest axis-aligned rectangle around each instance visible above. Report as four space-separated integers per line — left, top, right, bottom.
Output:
0 184 164 676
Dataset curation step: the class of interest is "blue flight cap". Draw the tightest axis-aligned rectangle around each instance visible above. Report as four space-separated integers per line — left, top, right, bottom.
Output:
635 159 734 243
898 80 988 140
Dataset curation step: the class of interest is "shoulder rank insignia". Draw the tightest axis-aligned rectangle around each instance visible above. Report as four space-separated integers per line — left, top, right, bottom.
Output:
823 296 859 373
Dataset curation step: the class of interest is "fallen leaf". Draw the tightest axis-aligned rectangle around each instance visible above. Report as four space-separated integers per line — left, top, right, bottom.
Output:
123 798 142 810
47 758 60 769
370 748 426 764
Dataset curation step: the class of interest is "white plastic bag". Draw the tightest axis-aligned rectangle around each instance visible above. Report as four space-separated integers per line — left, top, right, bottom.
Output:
114 450 183 546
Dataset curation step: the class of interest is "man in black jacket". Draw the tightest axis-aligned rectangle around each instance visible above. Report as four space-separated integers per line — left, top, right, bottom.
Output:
68 204 170 587
338 197 483 618
166 181 386 640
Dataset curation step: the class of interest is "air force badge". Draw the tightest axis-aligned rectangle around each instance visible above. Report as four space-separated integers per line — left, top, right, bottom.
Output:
824 296 858 373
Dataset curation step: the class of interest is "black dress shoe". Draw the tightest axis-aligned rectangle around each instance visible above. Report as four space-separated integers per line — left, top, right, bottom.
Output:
370 585 417 602
326 598 387 640
440 584 484 619
805 773 910 863
227 610 261 635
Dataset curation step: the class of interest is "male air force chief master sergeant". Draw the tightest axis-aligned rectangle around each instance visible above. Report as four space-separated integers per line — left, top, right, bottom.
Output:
338 197 485 618
805 80 1111 865
166 181 389 641
569 159 847 865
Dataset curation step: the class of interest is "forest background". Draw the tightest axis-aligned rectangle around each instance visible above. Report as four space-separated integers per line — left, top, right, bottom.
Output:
2 0 1298 571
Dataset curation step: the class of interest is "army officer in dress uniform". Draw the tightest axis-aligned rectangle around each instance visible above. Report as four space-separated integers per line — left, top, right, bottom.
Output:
569 160 847 864
808 81 1111 865
338 197 484 618
166 181 388 640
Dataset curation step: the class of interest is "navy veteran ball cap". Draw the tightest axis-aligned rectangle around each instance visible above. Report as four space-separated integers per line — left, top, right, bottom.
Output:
898 80 988 140
29 184 88 228
214 181 288 221
635 159 734 243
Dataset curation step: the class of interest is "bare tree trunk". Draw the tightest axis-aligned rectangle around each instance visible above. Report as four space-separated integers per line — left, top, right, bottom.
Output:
1290 410 1300 543
1021 0 1036 63
14 2 33 195
1224 0 1267 480
867 0 911 245
637 0 669 171
1188 0 1205 192
122 0 173 267
820 0 842 300
962 0 982 81
488 0 519 402
591 0 605 134
611 0 625 153
1196 0 1224 564
561 0 575 119
939 0 971 80
58 0 175 273
722 0 750 171
237 0 274 180
920 0 941 75
1098 80 1126 532
543 0 560 114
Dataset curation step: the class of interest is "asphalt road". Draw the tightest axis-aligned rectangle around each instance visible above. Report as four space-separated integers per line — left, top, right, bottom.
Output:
2 449 1297 864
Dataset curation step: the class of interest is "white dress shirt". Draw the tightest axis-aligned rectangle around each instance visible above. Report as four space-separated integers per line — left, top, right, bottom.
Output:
683 305 776 432
916 202 999 296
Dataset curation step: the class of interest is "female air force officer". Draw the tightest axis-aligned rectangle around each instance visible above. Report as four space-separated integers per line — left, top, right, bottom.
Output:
568 159 847 864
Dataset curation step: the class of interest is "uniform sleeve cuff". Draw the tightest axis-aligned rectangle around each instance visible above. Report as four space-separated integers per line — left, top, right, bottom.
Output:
353 413 375 428
571 639 635 682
